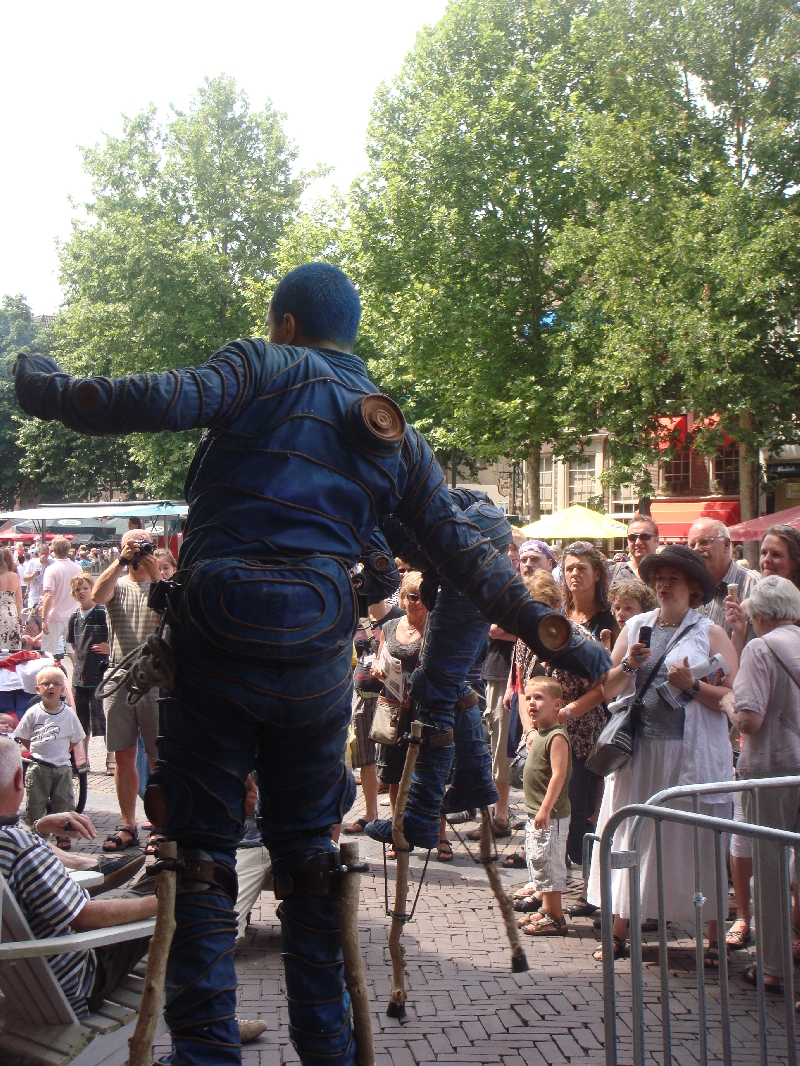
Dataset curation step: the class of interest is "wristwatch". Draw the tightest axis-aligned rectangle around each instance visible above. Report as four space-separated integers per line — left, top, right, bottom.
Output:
692 678 701 693
621 659 637 674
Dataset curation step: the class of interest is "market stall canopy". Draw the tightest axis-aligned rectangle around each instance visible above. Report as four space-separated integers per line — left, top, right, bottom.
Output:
727 504 800 541
0 501 187 523
650 499 740 539
518 505 628 540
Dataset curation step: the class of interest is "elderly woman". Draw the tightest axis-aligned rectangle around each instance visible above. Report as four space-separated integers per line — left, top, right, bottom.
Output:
724 524 800 950
588 545 738 962
0 549 23 651
722 575 800 991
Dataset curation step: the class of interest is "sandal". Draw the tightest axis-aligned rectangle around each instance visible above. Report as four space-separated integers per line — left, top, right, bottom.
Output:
145 832 165 856
725 919 751 949
743 962 781 992
512 883 536 901
342 818 370 835
704 941 720 969
522 911 568 936
514 894 543 913
502 850 527 869
386 844 396 860
55 836 72 852
593 935 628 961
102 825 139 852
437 840 453 863
567 898 598 918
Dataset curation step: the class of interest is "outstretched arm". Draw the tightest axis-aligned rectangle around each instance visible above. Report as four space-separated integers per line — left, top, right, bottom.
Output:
393 430 611 682
13 339 273 435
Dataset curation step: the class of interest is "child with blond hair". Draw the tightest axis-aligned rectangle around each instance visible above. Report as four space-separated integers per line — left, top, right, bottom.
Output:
518 675 572 937
13 667 85 847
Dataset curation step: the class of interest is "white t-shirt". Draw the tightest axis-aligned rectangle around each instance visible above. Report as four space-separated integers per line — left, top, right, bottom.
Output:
43 559 83 623
14 702 85 767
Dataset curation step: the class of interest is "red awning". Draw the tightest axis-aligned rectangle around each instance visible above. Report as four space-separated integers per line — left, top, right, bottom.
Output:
727 505 800 541
656 416 688 451
0 532 76 542
650 500 741 538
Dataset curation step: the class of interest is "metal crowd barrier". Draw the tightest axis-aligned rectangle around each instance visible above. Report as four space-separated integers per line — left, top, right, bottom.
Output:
582 776 800 1066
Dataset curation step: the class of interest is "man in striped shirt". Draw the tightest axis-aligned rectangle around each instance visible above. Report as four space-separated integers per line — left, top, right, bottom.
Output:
0 739 156 1017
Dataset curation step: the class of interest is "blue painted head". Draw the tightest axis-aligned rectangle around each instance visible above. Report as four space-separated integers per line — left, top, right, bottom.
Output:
270 263 362 347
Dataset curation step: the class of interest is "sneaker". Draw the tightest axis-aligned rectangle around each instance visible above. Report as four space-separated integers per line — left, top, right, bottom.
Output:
238 1019 267 1044
465 817 511 840
87 853 146 897
446 809 477 825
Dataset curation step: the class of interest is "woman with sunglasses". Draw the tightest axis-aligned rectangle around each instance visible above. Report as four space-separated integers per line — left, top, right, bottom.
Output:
562 542 619 648
372 571 451 860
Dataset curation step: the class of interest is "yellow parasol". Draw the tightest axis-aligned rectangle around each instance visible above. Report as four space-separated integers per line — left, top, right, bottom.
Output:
517 504 628 541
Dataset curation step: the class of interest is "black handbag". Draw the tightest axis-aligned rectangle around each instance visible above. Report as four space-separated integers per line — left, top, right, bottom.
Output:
586 622 698 777
509 744 526 789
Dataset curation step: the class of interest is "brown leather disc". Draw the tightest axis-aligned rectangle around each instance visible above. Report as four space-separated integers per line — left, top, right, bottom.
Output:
360 394 406 442
73 380 102 414
537 612 571 651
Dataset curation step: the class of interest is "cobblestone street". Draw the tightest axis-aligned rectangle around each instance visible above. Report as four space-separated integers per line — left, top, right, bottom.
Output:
71 739 796 1066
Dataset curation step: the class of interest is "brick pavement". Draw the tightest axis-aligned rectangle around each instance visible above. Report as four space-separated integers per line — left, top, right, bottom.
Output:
72 741 796 1066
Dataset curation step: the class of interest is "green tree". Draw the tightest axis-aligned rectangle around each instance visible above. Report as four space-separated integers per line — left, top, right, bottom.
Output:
53 74 305 495
352 0 587 517
552 0 800 532
0 297 51 508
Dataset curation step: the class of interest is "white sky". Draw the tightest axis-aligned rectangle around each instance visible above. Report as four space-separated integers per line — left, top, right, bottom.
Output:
0 1 448 315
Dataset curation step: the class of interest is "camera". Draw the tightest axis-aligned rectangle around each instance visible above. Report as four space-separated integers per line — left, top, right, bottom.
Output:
121 539 155 569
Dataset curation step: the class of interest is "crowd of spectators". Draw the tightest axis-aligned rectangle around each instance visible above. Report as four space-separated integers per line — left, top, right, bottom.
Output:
3 506 800 1020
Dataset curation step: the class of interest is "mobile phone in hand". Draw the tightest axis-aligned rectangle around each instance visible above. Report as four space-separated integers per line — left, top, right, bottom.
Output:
639 626 652 648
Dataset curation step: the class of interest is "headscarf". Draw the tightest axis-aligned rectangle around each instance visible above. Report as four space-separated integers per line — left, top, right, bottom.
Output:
519 539 556 565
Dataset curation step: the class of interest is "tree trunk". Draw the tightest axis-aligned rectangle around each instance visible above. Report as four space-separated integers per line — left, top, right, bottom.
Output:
450 448 458 489
738 411 759 566
526 446 541 521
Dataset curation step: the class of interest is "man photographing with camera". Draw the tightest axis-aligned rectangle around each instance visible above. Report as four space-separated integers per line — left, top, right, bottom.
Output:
91 530 160 853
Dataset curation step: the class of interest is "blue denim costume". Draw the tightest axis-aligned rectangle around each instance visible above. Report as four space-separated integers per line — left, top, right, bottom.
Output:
15 343 610 1066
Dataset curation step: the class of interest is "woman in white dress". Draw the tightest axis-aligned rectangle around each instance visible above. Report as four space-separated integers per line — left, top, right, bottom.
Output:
588 545 738 964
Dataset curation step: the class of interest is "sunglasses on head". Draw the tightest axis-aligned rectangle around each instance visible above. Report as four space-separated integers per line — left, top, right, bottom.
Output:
628 532 654 542
404 593 421 602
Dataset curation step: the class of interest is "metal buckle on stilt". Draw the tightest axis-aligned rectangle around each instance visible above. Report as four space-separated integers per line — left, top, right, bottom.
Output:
273 852 370 901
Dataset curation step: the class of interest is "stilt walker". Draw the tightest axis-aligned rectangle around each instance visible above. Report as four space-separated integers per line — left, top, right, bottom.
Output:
14 264 610 1066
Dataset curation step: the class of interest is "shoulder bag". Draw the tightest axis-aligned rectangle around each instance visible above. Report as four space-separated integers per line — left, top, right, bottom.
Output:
369 696 411 746
586 622 698 777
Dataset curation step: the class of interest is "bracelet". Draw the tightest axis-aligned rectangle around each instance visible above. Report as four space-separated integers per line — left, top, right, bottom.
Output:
31 819 44 837
621 659 637 674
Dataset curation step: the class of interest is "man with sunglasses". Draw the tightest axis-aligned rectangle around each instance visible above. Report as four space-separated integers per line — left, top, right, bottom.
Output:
610 515 660 583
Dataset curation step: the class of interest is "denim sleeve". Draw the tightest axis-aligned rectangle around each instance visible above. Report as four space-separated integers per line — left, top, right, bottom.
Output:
13 340 264 435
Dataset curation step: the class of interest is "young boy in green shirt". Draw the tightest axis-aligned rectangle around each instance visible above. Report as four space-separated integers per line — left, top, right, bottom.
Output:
520 675 572 936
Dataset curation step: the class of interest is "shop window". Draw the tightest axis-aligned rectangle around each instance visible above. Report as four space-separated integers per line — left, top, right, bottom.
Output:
540 454 554 513
661 449 691 494
568 457 596 505
713 445 739 494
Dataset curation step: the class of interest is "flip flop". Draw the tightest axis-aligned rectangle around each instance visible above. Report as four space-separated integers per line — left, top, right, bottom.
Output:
743 963 782 992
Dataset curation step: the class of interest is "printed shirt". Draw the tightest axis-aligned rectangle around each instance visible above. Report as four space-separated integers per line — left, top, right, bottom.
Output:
106 578 158 664
23 559 49 605
0 826 94 1016
699 560 760 637
515 624 607 759
14 702 85 766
